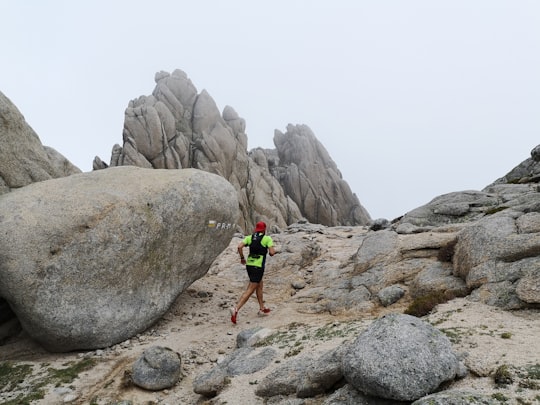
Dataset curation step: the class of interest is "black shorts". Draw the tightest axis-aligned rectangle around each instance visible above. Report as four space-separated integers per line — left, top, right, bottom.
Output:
246 265 265 283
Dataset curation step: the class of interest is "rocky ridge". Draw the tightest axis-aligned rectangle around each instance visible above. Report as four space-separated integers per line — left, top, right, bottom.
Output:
93 69 370 231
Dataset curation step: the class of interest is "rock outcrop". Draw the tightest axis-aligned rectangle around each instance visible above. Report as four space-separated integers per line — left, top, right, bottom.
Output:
342 313 462 401
0 167 238 351
268 124 370 226
94 69 370 231
0 91 80 194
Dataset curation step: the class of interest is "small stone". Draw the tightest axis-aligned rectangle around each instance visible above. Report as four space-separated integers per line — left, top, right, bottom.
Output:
63 393 79 403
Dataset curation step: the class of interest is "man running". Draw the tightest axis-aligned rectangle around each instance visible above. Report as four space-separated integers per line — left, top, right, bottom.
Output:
230 221 275 324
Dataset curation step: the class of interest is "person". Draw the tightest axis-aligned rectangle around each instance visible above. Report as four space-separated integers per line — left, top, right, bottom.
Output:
230 221 276 324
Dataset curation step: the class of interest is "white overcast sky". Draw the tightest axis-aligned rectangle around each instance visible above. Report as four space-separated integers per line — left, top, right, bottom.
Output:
1 1 539 220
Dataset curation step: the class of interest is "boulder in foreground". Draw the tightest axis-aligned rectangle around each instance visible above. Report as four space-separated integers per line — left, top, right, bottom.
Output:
0 167 238 352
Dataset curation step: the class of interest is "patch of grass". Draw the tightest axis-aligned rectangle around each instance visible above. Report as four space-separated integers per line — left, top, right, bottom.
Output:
0 390 46 405
492 392 509 402
0 362 46 404
312 322 355 340
516 364 540 380
526 364 540 379
48 358 96 386
0 358 97 404
0 362 33 391
256 321 357 350
405 291 456 317
485 206 509 215
255 330 298 348
494 364 513 387
439 327 469 344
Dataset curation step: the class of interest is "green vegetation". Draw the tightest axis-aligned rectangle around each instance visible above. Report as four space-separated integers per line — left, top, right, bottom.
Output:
500 332 512 339
439 327 469 344
0 358 97 404
0 362 45 405
494 364 513 387
492 392 509 402
516 363 540 383
255 320 359 359
525 364 540 379
49 358 96 386
0 362 34 391
485 206 509 215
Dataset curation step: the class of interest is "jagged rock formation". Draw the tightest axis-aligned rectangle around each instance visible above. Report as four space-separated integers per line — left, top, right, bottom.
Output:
94 69 371 231
0 91 80 194
263 124 370 226
0 167 238 351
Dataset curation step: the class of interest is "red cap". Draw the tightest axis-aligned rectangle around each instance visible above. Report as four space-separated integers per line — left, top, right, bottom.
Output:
254 221 266 233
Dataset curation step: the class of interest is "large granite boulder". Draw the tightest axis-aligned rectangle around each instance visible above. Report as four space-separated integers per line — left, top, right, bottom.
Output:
0 91 80 194
0 167 238 351
453 211 540 308
95 69 370 231
342 313 462 401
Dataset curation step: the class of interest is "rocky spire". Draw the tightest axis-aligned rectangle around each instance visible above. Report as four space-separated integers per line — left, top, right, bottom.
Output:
94 69 371 230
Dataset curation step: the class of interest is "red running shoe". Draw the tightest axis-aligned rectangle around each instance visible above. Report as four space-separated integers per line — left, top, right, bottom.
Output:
230 307 238 324
258 308 271 316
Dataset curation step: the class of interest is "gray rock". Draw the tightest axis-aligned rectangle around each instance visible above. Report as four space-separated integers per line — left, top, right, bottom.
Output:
236 327 274 348
453 213 540 308
0 91 80 194
516 270 540 303
353 230 399 273
323 384 400 405
0 167 238 351
342 313 461 401
256 345 346 398
296 345 347 398
410 262 468 298
192 365 228 398
265 397 306 405
224 347 276 376
492 144 540 184
412 390 501 404
532 144 540 161
377 285 405 306
369 218 390 231
399 191 499 227
193 346 275 397
131 346 181 391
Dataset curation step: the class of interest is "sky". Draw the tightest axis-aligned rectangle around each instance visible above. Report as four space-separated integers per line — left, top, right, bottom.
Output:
1 1 539 220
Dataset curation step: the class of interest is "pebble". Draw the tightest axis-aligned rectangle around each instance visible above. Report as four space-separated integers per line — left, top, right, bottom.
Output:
63 393 79 403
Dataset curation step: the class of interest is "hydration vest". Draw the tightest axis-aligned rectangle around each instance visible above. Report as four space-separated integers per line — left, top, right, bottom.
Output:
249 232 268 257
